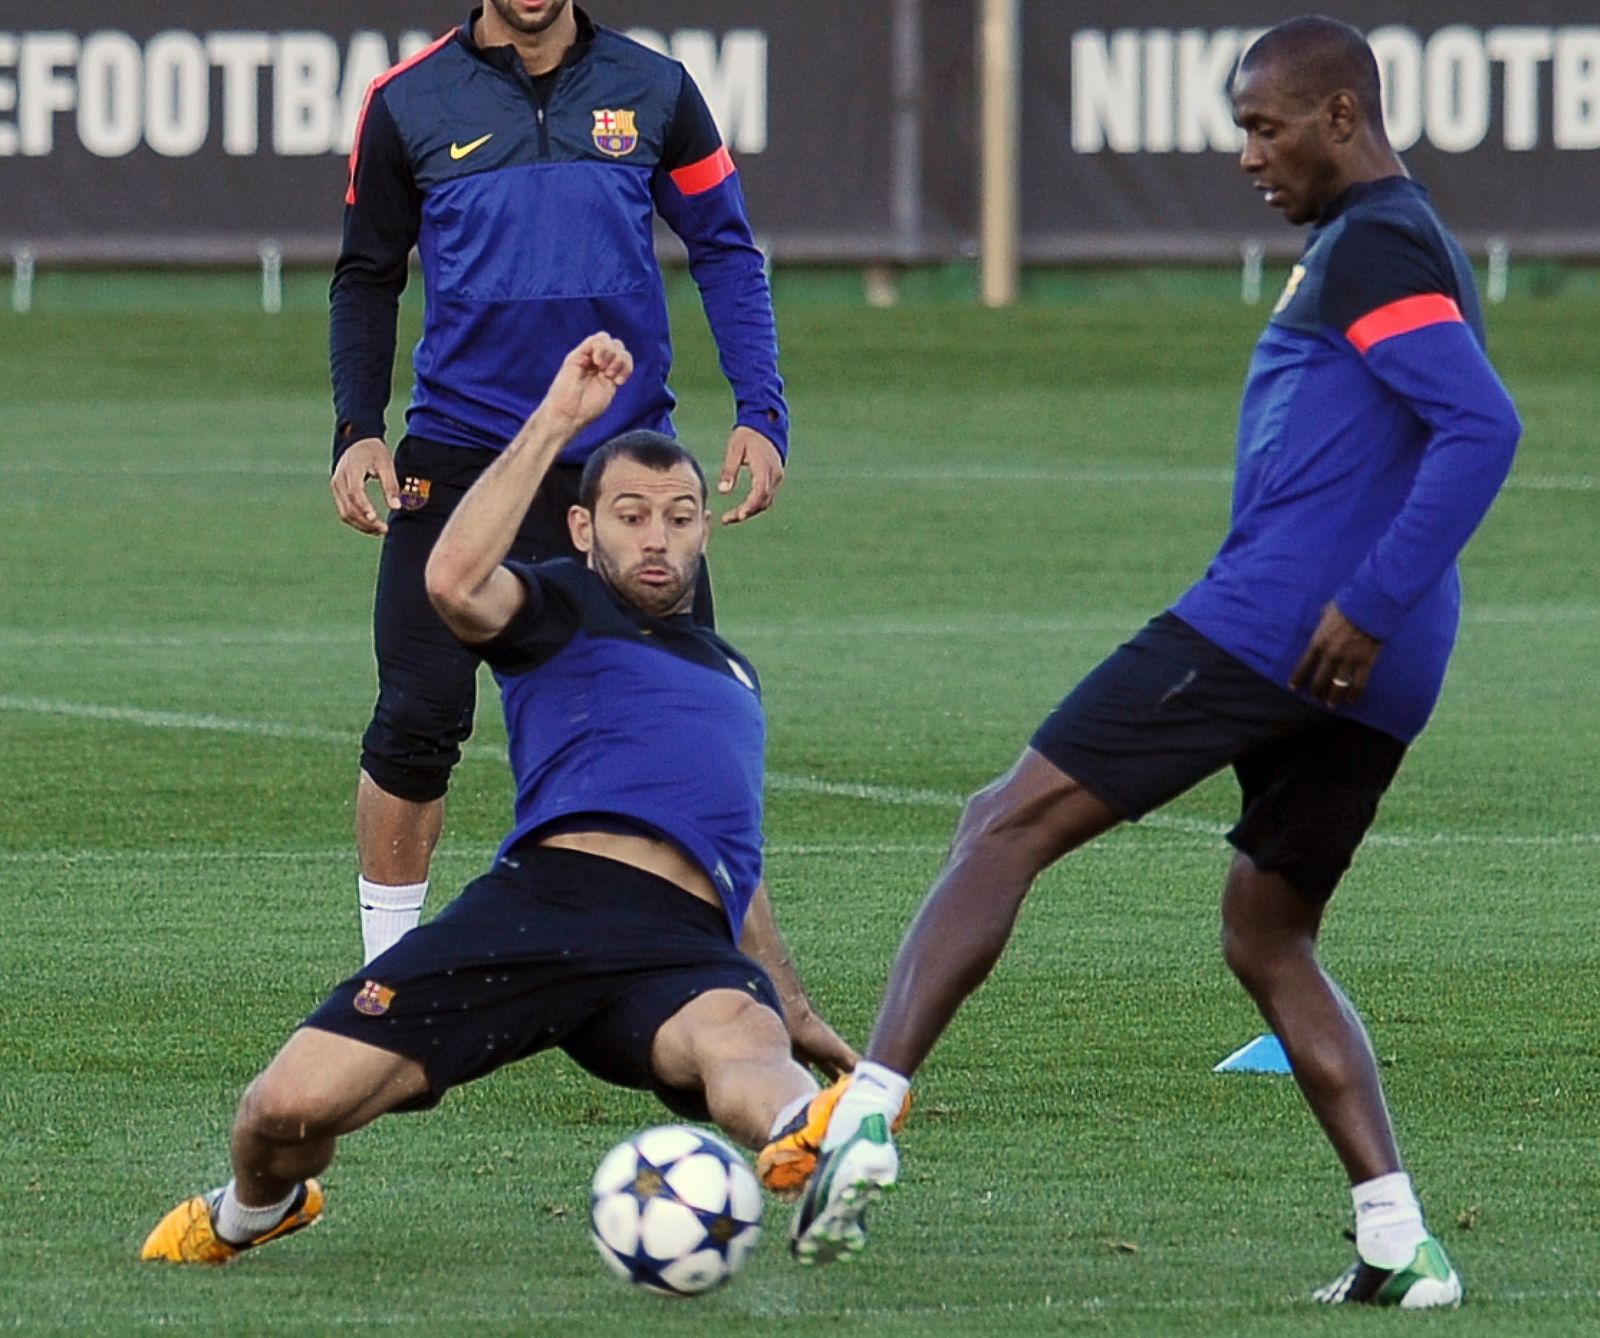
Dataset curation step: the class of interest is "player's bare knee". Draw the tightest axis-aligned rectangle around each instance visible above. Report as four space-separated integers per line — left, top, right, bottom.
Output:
700 993 788 1063
1220 922 1268 988
655 990 786 1086
1221 915 1317 994
1222 859 1322 981
951 783 1037 861
235 1070 335 1147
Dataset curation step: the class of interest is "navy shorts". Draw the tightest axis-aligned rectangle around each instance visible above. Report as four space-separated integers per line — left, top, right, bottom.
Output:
1030 613 1406 900
362 435 716 802
304 847 781 1119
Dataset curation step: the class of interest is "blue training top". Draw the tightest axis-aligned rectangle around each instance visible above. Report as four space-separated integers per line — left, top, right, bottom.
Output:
475 559 765 938
330 5 787 466
1172 177 1521 742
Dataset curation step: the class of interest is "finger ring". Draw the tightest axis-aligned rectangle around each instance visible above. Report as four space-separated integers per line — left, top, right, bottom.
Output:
1331 677 1352 688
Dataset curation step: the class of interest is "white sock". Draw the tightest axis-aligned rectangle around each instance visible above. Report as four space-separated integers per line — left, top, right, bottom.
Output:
1352 1171 1429 1268
821 1060 910 1152
213 1180 297 1246
358 877 428 964
768 1092 812 1141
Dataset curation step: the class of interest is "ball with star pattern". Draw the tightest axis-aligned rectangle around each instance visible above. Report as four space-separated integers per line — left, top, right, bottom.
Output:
589 1125 763 1296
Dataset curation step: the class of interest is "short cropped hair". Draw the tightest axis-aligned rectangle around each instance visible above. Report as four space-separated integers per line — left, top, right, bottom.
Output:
1239 15 1382 118
578 430 708 510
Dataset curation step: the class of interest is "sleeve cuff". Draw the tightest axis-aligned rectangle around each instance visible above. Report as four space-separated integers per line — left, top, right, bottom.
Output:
736 407 789 461
332 420 387 469
1332 584 1404 642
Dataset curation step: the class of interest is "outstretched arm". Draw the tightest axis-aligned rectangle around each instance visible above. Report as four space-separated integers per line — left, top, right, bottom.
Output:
425 334 633 642
740 884 858 1079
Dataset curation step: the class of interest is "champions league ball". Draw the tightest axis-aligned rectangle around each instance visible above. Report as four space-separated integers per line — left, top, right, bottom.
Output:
590 1125 763 1296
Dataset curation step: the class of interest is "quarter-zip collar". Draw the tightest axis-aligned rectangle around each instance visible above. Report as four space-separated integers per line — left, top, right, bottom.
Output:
1315 174 1423 228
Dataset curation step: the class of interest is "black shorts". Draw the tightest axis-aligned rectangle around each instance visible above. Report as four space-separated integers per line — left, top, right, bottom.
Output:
1030 613 1406 900
361 435 716 801
304 847 780 1119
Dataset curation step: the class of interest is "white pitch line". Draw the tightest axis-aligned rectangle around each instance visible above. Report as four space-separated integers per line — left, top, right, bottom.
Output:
806 462 1598 495
2 601 1596 652
766 772 959 808
0 840 959 867
19 458 1600 493
1 694 1597 853
24 460 315 477
0 695 353 744
0 628 364 650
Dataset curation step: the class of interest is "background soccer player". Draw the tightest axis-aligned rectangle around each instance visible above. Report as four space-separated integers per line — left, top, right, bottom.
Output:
143 334 841 1265
796 17 1521 1309
327 1 789 963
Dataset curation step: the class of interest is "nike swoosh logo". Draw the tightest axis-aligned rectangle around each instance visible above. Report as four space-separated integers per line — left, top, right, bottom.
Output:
450 133 494 160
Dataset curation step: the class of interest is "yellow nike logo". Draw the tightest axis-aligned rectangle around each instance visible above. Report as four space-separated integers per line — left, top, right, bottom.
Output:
450 133 494 161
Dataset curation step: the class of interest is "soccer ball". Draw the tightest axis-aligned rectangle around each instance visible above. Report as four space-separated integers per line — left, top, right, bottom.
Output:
589 1124 762 1296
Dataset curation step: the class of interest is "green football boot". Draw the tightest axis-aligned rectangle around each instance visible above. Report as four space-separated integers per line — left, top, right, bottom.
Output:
1313 1235 1463 1308
789 1113 898 1266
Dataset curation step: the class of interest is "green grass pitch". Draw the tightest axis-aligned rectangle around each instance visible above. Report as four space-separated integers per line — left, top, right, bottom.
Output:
2 269 1597 1335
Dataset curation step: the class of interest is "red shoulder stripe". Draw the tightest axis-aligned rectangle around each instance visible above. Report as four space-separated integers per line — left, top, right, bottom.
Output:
1345 293 1464 355
345 28 457 206
669 146 736 197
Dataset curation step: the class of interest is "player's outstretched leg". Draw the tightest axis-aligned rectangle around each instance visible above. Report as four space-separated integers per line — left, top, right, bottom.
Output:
1314 1236 1463 1308
141 1026 426 1264
140 1180 324 1265
789 1113 899 1265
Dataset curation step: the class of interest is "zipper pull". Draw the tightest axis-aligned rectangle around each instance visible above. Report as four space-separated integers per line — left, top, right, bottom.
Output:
537 107 545 125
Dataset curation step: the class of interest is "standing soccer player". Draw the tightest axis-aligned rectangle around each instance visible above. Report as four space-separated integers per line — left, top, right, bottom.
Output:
783 17 1520 1307
328 2 788 963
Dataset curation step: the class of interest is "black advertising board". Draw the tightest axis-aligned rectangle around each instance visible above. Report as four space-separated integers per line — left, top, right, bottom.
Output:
3 2 1595 263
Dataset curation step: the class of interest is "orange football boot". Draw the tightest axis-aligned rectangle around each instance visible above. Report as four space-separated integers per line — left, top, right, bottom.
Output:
139 1180 324 1264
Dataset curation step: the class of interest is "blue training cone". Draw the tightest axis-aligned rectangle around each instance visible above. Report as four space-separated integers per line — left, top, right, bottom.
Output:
1213 1033 1291 1073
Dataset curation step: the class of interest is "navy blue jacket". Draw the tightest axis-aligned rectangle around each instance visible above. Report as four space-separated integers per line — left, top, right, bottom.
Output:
331 7 787 465
1173 177 1521 741
479 559 765 939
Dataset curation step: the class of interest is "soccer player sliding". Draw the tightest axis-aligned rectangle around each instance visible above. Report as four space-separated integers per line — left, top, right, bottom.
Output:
795 17 1520 1310
141 334 850 1265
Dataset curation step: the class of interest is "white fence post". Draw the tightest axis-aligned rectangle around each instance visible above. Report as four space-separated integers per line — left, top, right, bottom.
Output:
13 247 35 313
1486 236 1510 305
1240 239 1265 306
260 241 284 314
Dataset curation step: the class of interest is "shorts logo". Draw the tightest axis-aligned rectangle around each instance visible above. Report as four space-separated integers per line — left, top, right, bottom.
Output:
592 108 639 158
399 477 432 511
353 980 396 1016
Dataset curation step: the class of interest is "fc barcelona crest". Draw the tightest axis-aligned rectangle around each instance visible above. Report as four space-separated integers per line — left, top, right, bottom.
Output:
592 108 639 158
353 980 396 1016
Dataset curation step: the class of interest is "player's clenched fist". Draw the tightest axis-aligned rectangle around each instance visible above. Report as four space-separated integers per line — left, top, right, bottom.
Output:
541 333 634 432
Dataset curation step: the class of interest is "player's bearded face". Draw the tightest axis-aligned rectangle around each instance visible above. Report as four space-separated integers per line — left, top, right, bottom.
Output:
582 465 709 618
486 0 571 36
590 534 701 618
